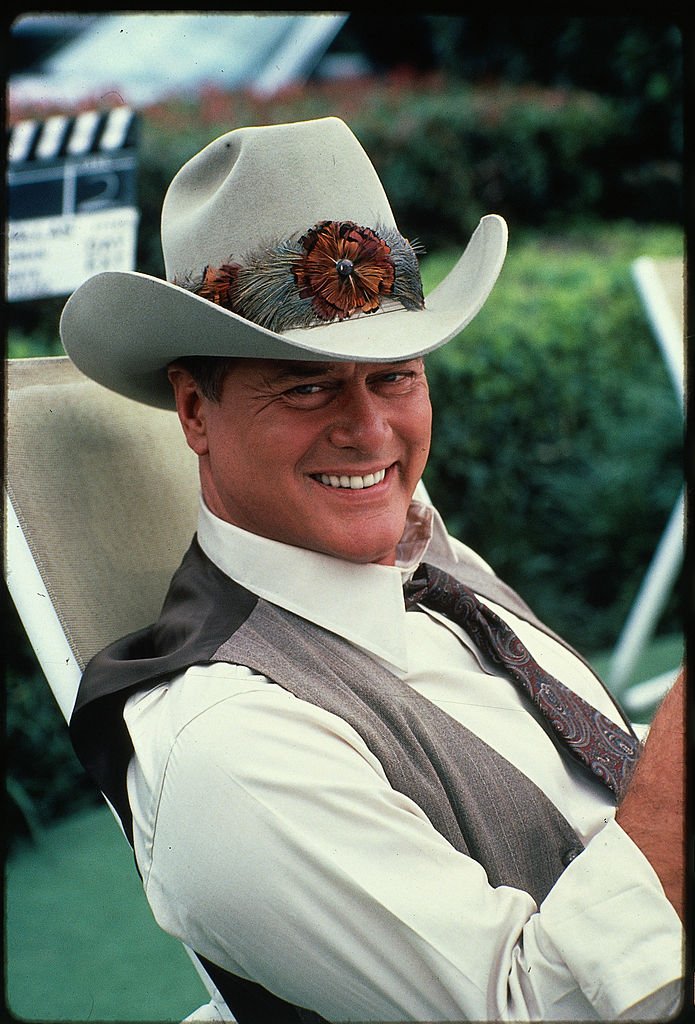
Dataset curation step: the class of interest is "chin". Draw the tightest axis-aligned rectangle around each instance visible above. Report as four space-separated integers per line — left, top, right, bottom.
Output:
327 536 400 566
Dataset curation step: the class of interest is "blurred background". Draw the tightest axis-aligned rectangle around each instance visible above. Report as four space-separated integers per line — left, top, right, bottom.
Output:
4 12 686 1021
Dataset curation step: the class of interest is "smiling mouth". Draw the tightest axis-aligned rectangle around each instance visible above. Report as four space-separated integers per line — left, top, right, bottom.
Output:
311 468 388 490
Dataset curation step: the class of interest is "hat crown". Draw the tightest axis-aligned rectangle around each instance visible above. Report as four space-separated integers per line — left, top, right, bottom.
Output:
161 117 397 284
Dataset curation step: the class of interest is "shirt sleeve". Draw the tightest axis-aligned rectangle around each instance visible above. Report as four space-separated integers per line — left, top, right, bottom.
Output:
125 664 684 1023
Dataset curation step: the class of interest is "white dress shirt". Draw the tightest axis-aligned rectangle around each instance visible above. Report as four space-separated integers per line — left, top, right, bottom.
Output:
124 497 683 1022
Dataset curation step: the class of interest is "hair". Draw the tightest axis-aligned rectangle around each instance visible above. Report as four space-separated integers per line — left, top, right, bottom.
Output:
170 356 236 401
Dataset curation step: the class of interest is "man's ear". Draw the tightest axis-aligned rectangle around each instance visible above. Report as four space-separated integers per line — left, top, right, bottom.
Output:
167 365 210 456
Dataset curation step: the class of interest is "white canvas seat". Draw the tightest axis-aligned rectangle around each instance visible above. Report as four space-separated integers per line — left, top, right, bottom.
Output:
5 354 232 1022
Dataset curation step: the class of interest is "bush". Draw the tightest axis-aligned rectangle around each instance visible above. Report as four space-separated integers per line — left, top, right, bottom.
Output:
353 86 623 244
4 587 100 850
421 221 683 653
132 79 629 268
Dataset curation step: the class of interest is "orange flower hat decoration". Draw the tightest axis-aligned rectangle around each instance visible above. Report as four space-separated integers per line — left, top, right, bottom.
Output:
179 220 425 333
294 220 395 321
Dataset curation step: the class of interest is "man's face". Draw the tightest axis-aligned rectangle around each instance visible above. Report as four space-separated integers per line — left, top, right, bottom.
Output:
171 358 431 565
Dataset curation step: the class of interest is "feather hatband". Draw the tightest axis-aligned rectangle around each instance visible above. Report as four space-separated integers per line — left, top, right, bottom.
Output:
175 220 425 333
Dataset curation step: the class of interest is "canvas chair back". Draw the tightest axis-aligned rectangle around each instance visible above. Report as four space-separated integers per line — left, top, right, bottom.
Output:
5 355 229 1021
6 356 199 710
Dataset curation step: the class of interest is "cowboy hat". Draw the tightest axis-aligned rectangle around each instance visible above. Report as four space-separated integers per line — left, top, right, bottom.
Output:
60 116 507 409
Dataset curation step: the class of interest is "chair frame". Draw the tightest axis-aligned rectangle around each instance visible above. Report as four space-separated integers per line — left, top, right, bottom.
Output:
606 256 685 713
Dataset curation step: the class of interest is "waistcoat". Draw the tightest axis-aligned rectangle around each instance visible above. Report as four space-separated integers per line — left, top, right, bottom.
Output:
69 520 626 1023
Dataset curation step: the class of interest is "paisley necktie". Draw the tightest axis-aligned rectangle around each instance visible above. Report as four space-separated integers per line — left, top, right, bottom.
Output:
403 562 640 800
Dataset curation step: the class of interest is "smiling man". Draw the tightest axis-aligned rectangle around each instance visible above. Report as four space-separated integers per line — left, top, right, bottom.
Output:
61 117 684 1023
168 357 431 565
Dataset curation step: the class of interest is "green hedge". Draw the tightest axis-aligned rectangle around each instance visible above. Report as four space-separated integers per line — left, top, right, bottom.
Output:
131 78 664 273
420 221 683 652
352 87 622 245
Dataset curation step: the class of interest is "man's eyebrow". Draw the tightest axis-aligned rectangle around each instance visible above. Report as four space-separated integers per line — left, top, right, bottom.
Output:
267 359 420 383
271 362 336 381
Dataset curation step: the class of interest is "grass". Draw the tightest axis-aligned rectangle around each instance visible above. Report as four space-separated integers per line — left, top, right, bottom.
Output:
590 632 683 687
5 805 210 1022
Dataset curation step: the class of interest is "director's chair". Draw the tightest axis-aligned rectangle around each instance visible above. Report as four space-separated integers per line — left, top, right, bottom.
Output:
5 354 233 1022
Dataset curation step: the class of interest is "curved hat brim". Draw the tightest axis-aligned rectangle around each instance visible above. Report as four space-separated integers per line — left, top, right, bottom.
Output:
60 214 507 408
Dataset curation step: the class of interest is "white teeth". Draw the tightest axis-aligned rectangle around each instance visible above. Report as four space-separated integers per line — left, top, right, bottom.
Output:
317 469 386 490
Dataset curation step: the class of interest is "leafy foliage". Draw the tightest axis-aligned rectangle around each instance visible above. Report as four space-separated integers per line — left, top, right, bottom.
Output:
131 77 676 266
4 589 101 849
421 222 683 652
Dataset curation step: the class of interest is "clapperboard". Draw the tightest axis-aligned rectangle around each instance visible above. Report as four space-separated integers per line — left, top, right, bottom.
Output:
7 107 139 301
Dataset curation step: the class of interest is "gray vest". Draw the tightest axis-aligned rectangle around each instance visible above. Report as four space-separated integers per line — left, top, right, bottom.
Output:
69 517 627 1022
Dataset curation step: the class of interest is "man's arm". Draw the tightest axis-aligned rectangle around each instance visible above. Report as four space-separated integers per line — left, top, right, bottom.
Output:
616 671 686 922
127 667 683 1022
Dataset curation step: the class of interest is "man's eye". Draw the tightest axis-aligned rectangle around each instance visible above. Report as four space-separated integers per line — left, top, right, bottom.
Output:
375 371 416 390
289 383 324 395
283 382 334 406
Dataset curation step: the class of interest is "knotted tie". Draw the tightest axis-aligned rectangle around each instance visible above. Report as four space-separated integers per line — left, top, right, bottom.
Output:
403 562 640 801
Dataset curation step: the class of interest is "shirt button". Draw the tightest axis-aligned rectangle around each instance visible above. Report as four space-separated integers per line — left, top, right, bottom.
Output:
562 846 582 866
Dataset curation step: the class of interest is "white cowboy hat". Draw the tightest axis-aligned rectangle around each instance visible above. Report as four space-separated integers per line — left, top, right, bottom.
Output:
60 116 507 408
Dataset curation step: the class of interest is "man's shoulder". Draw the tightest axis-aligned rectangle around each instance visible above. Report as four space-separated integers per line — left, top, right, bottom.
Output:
123 661 279 742
447 535 496 576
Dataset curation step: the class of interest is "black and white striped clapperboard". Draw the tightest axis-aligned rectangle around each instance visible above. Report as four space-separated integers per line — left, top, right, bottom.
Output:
7 107 140 301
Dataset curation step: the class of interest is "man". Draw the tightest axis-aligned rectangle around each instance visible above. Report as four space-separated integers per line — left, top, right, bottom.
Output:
61 117 684 1022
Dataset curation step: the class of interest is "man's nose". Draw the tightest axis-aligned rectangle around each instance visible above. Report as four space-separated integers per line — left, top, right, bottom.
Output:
326 387 391 450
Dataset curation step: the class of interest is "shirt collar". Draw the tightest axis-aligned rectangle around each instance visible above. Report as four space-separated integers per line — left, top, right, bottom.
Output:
196 495 441 674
